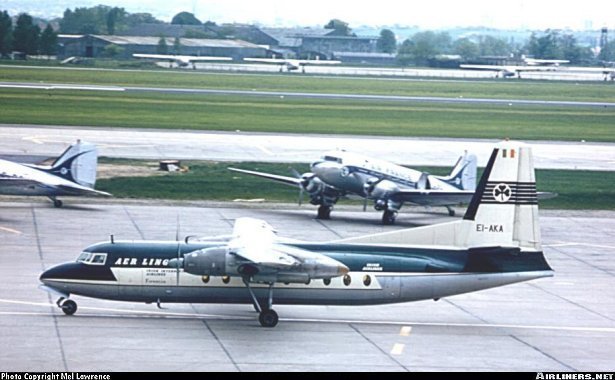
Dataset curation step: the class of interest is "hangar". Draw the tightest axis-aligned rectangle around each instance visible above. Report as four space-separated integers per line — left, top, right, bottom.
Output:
57 34 267 60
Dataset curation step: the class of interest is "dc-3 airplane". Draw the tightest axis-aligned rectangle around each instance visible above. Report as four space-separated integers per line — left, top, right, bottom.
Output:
40 141 553 327
132 53 232 69
243 57 341 72
0 140 110 207
229 151 477 225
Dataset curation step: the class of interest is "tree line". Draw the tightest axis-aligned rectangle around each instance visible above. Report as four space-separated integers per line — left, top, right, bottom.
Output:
0 11 57 56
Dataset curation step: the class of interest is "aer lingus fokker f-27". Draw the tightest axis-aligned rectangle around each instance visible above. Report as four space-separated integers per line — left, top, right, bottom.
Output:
229 151 477 225
0 140 110 207
40 141 553 327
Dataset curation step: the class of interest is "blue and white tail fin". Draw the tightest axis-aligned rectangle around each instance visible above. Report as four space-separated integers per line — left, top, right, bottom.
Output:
337 141 541 252
45 140 99 189
436 152 477 191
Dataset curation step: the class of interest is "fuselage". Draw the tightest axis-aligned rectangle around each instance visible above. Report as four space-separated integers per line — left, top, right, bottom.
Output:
40 240 553 307
0 159 79 196
311 151 458 196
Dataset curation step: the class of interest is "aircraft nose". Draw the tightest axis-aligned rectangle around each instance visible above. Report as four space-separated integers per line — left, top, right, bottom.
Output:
39 263 76 283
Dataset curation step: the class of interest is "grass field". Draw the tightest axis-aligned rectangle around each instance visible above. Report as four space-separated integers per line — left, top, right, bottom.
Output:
1 88 614 141
2 64 615 102
96 160 615 210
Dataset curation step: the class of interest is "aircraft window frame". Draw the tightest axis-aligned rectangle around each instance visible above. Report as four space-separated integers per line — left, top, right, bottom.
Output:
89 253 108 266
323 155 342 164
76 252 91 263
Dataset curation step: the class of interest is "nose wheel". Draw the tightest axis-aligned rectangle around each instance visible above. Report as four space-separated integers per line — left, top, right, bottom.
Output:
57 298 77 315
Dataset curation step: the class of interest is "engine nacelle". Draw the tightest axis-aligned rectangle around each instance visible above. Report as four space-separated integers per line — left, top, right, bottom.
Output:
182 247 230 276
369 180 400 199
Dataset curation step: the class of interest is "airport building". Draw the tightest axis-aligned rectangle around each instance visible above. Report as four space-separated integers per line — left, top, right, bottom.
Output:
57 34 267 60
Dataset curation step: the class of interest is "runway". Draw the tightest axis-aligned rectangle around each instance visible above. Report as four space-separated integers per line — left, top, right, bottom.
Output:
2 80 615 108
0 201 613 371
1 124 614 171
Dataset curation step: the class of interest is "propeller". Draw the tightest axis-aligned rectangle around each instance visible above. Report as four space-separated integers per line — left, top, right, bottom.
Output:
289 167 305 205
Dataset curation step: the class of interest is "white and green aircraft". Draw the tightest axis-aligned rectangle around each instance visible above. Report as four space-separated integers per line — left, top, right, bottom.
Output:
229 151 477 225
40 141 553 327
0 140 110 207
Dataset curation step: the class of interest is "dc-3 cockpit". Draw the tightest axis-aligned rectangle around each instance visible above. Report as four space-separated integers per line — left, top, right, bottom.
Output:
76 252 107 265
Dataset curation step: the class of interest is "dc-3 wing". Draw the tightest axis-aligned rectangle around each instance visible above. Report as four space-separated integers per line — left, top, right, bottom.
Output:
390 190 475 206
133 54 232 62
228 167 301 187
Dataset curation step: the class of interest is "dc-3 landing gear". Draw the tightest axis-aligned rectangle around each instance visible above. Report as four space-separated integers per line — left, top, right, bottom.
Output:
317 205 332 220
382 209 397 225
243 278 278 327
49 196 63 208
56 297 77 315
446 206 455 217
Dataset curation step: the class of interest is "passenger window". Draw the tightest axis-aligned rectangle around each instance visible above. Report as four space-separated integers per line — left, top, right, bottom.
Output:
90 253 107 265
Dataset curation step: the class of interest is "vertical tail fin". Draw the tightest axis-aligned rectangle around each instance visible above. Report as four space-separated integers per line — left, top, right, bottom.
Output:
337 141 541 252
438 152 477 191
47 140 99 188
462 142 540 250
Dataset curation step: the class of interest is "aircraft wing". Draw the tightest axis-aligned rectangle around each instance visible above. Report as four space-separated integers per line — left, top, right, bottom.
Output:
460 64 557 72
243 58 341 65
390 190 475 206
56 184 111 197
229 217 299 268
228 167 302 187
133 54 232 62
243 58 289 64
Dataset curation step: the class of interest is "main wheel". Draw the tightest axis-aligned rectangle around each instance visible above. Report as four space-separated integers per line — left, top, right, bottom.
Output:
317 205 331 220
382 210 397 225
258 309 279 327
61 299 77 315
53 199 63 208
448 208 455 217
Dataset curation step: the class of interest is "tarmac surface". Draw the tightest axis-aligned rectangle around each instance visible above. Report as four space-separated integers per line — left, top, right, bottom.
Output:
0 200 613 371
2 125 614 171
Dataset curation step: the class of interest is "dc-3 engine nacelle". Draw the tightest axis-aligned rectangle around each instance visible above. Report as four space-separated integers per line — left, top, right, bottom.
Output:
368 179 399 199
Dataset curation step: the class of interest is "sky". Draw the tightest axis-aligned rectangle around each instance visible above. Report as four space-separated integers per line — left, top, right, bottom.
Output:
5 0 615 30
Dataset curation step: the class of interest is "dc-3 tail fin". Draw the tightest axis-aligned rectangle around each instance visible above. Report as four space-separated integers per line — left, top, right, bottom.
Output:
47 140 99 189
337 141 541 251
437 151 477 191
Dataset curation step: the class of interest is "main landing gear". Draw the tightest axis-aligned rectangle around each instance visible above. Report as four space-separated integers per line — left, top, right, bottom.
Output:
49 196 63 208
382 209 397 225
446 206 456 217
56 297 77 315
317 205 332 220
243 279 278 327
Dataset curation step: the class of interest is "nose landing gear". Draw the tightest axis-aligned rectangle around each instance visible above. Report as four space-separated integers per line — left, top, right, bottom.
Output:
56 297 77 315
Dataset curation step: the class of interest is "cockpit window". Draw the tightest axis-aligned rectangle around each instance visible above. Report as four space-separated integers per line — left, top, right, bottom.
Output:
90 253 107 265
76 252 107 265
323 155 342 164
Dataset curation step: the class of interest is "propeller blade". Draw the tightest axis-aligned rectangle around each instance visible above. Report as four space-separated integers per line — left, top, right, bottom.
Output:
289 167 301 179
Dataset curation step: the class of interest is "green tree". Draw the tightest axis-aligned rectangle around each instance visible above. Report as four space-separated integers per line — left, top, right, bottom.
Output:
125 13 163 27
0 10 12 57
156 36 168 54
171 12 201 25
173 37 181 54
453 38 479 60
12 13 40 54
527 30 562 59
600 39 615 62
377 29 396 53
408 31 451 65
39 24 57 56
396 39 414 66
478 35 511 56
106 7 124 35
60 6 110 34
324 19 352 36
102 44 124 58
